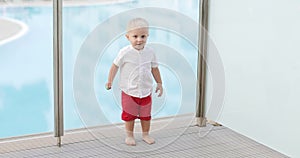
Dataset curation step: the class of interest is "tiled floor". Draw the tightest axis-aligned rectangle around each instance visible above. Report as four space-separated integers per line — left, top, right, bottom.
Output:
0 115 289 158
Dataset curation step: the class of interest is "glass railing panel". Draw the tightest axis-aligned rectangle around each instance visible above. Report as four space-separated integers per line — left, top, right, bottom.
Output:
63 0 200 129
208 0 300 157
0 2 53 138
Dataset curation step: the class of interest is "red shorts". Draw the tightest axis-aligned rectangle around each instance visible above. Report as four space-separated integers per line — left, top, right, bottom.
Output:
121 92 152 121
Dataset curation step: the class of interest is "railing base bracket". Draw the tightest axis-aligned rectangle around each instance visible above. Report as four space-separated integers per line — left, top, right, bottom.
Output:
196 117 207 127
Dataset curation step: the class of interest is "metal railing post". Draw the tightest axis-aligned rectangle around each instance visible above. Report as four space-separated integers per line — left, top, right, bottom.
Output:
196 0 209 127
53 0 63 147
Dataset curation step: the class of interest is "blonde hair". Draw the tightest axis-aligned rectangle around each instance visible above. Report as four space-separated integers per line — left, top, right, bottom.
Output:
126 18 149 32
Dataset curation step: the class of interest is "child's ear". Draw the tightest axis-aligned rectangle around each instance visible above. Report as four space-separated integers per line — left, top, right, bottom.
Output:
125 34 129 39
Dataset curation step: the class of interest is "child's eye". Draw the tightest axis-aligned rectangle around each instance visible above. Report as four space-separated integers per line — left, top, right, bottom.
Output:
141 35 146 38
133 35 138 38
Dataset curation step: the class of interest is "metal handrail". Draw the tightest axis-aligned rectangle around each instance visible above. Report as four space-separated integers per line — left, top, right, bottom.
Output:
196 0 209 127
53 0 63 147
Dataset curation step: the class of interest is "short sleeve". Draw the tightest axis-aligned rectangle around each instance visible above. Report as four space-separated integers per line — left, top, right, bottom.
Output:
113 50 123 67
151 51 159 68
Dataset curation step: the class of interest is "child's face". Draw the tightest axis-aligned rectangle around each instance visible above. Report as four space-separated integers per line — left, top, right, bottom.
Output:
126 28 149 50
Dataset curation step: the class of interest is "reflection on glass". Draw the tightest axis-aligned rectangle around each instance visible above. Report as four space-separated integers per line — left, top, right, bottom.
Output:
63 0 199 129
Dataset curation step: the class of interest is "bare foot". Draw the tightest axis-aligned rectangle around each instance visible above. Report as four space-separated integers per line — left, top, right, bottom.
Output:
143 135 155 144
125 137 136 146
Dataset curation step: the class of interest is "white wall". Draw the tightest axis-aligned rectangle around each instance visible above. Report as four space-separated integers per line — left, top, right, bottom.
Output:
207 0 300 157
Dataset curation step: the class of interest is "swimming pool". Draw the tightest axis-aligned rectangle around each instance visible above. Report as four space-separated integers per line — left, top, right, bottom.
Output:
0 0 199 138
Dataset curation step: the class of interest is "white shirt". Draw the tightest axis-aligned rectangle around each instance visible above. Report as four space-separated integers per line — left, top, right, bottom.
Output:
114 45 158 98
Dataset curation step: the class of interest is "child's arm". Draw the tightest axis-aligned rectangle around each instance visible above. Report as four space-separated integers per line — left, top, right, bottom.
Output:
151 67 163 97
106 64 119 90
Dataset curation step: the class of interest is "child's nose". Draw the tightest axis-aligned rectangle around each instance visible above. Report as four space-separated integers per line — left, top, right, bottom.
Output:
137 37 143 41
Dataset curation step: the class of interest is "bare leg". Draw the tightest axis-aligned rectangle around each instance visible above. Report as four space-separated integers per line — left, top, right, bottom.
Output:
125 120 136 146
141 120 155 144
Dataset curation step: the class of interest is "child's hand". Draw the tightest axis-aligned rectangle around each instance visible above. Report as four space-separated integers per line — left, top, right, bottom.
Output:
105 83 112 90
155 83 163 97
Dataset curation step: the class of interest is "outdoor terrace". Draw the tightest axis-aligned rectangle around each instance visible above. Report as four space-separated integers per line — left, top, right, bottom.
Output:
0 115 289 158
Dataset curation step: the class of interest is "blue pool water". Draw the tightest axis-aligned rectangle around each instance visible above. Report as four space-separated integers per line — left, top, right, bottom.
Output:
0 0 199 138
